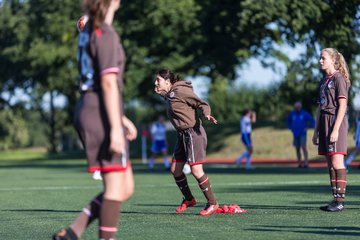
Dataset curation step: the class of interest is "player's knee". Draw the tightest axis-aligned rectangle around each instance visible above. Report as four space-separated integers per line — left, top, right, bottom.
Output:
171 165 183 177
191 167 204 179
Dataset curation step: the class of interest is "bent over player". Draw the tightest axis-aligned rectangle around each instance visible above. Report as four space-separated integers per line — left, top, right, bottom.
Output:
154 68 219 216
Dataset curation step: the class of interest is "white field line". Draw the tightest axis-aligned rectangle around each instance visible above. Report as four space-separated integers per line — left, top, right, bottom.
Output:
1 180 360 192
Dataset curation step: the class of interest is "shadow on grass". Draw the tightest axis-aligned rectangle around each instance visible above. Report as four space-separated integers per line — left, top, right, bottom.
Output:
3 209 79 213
296 201 360 205
216 184 360 195
245 225 360 237
202 165 332 175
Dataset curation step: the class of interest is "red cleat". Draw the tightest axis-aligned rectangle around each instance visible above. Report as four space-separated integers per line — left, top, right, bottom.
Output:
176 198 197 212
199 202 219 216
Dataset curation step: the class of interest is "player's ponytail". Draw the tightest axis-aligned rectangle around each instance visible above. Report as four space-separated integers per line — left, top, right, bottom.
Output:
337 52 350 84
82 0 111 30
322 48 350 85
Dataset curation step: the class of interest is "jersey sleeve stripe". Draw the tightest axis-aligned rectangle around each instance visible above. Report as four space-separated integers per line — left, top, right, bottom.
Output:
101 67 120 76
338 96 347 99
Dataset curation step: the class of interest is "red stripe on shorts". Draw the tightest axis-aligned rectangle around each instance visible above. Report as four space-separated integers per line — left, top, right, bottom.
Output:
319 152 347 156
88 163 130 173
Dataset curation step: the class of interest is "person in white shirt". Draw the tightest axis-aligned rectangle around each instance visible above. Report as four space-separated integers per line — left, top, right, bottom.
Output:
149 115 171 170
235 110 256 170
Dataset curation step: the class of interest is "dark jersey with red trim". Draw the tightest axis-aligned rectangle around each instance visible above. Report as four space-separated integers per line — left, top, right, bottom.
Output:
77 23 126 92
318 71 349 115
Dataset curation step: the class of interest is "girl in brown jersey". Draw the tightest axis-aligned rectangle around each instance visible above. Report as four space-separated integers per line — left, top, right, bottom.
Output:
312 48 350 212
154 68 219 216
53 1 136 239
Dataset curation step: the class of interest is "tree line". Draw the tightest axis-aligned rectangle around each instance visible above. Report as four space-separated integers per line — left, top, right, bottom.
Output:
0 0 359 151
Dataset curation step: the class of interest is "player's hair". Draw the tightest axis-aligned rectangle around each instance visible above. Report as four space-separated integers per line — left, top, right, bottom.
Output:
156 69 182 85
82 0 111 30
242 109 251 116
322 48 350 84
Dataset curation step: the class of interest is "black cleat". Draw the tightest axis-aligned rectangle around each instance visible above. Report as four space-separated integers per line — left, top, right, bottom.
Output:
320 201 344 212
52 228 78 240
327 201 345 212
320 201 336 211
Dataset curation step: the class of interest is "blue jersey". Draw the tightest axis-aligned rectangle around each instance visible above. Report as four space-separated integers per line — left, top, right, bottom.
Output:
287 110 315 137
355 118 360 147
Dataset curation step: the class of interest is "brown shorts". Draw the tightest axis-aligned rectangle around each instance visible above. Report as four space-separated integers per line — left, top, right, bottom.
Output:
172 125 207 166
318 112 348 156
74 91 130 172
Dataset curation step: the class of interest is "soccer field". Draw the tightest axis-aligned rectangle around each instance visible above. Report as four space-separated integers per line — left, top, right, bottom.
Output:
1 158 360 240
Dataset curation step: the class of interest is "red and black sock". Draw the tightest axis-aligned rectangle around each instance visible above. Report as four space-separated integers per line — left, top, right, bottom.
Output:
335 169 347 203
197 174 216 205
174 173 194 201
99 199 121 240
328 168 337 198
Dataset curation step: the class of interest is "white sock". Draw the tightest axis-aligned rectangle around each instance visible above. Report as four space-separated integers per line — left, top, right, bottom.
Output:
149 157 155 169
245 153 252 169
164 156 170 168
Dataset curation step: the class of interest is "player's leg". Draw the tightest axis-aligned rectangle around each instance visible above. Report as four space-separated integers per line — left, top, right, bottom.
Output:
191 164 218 215
236 133 248 165
293 137 302 167
320 156 338 211
149 152 158 170
53 166 134 240
172 133 197 212
99 166 134 239
235 151 248 165
301 136 308 167
149 141 158 169
171 160 197 212
188 126 218 215
162 148 170 169
327 154 346 211
301 146 308 168
68 192 104 238
53 198 100 240
245 145 253 170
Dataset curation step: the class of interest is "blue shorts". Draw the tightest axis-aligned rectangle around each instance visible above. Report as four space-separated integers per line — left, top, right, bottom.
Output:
151 140 167 153
241 133 252 147
293 135 306 147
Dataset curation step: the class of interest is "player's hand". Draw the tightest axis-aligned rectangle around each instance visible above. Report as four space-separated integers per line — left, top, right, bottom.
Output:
312 132 319 145
330 129 339 143
206 115 218 124
123 118 137 141
110 128 126 155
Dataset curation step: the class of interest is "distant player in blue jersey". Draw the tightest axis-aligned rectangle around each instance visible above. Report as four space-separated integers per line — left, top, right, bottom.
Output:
149 116 171 170
345 116 360 168
287 101 315 168
236 110 256 170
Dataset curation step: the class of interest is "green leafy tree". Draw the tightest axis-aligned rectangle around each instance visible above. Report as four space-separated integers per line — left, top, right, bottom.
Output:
0 109 29 150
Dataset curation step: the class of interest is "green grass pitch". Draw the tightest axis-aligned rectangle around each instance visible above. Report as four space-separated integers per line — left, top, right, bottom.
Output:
1 158 360 239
